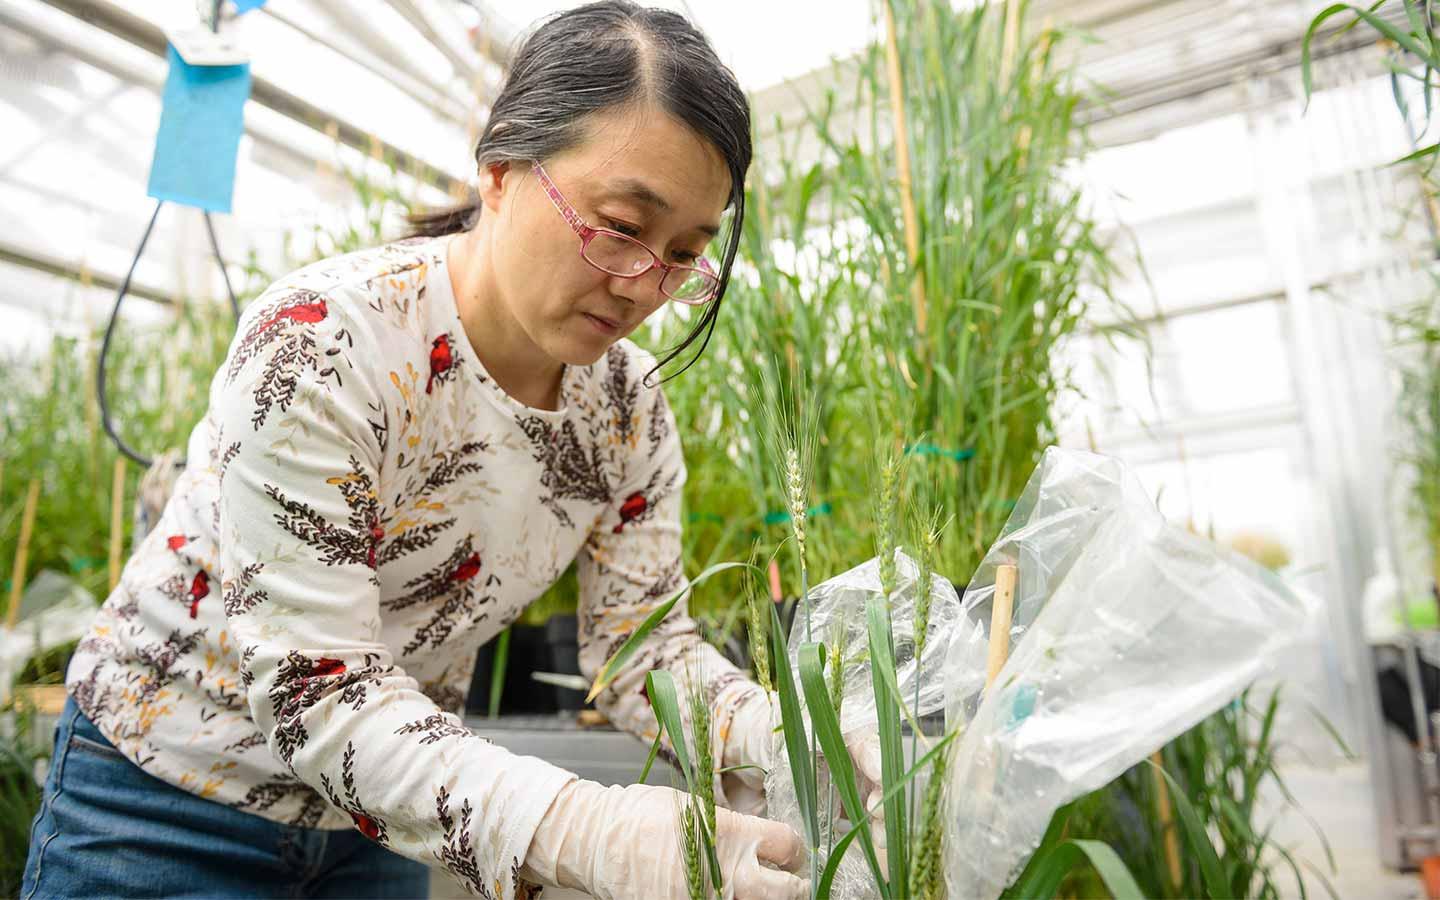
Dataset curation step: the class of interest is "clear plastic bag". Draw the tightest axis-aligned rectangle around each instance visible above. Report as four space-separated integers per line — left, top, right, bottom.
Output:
763 549 965 898
0 569 97 704
789 549 962 736
940 447 1319 897
761 447 1316 899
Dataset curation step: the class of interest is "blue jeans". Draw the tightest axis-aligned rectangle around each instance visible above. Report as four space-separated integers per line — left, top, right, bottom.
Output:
22 696 431 899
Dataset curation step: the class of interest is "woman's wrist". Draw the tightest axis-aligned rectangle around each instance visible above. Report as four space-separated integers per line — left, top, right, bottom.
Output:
717 681 772 770
517 776 600 890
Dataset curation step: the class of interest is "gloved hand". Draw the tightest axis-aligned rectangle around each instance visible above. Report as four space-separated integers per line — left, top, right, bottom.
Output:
520 778 808 900
722 688 886 864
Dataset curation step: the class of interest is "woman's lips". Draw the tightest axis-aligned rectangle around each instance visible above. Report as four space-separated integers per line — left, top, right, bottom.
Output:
582 312 621 335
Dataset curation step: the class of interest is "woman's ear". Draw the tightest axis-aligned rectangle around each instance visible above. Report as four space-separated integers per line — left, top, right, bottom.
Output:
477 161 513 215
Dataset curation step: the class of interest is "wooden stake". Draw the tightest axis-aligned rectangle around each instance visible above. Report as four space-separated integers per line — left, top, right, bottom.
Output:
109 457 127 592
986 563 1017 688
6 479 41 628
1000 0 1022 84
881 0 928 339
1152 749 1183 888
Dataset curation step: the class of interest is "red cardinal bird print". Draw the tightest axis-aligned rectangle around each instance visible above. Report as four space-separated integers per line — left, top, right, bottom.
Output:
258 298 328 334
166 535 187 552
188 570 210 619
426 335 454 394
366 520 385 569
449 552 481 582
612 492 647 533
312 657 347 678
351 812 381 841
285 657 348 708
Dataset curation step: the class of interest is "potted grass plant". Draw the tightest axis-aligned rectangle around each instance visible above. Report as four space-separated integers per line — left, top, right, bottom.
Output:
653 0 1127 607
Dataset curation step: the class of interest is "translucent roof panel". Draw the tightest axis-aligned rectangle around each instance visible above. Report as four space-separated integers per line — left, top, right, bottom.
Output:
0 0 481 354
483 0 878 93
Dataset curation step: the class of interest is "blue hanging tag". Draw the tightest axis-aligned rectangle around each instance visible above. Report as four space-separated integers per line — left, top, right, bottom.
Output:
234 0 268 12
146 45 251 214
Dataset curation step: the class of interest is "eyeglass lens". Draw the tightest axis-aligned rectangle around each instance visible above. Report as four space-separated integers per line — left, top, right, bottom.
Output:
583 232 716 301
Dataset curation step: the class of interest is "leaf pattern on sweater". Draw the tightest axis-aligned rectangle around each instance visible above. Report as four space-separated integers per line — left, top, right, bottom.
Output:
64 236 757 900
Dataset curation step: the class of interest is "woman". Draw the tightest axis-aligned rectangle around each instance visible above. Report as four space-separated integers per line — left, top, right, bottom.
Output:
23 3 883 899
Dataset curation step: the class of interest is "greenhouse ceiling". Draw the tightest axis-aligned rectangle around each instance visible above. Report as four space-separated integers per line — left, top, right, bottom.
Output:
0 0 1405 353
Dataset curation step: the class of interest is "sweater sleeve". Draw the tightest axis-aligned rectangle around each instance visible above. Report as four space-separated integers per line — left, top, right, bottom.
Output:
575 377 764 803
216 286 574 900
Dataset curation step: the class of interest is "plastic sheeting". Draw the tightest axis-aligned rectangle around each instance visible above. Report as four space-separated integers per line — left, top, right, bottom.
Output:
0 570 97 705
941 447 1318 897
763 446 1317 899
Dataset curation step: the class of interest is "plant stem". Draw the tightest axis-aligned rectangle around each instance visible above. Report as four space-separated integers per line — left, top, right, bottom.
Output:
800 563 818 895
824 636 844 861
910 652 921 843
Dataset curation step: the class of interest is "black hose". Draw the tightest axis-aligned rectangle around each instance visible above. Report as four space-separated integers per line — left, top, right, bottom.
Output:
97 201 244 469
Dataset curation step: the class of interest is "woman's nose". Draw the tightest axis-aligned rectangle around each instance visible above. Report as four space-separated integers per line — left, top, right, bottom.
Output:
607 269 664 308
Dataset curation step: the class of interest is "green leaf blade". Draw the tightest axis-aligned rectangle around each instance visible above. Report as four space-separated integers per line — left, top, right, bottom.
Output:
798 641 889 896
771 602 822 856
1155 761 1228 897
867 594 909 899
587 561 755 702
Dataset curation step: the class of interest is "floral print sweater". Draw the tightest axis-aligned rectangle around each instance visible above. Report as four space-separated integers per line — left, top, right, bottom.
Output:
65 235 759 899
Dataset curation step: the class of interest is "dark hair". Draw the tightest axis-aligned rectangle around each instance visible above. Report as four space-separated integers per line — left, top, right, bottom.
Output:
409 0 751 378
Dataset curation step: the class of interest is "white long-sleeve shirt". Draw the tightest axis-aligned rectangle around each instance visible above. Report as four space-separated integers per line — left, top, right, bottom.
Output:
66 234 758 899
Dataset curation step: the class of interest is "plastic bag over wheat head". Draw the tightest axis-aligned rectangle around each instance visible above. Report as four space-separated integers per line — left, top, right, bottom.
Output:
940 446 1319 898
763 547 967 899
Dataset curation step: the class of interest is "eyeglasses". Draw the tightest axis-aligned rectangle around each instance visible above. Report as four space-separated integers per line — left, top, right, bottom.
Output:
530 161 721 305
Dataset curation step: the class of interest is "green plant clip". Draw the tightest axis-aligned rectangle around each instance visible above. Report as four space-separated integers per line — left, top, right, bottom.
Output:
762 501 833 527
903 442 976 462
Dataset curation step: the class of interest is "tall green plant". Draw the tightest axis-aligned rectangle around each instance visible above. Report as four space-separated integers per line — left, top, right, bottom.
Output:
0 305 233 602
653 0 1124 614
1033 689 1339 899
0 701 46 896
822 0 1122 580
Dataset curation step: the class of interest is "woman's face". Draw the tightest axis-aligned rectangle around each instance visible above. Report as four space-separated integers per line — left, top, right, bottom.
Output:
477 105 733 367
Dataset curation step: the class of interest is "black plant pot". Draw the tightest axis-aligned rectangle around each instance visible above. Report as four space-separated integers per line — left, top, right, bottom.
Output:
466 624 552 716
465 616 589 717
545 614 587 711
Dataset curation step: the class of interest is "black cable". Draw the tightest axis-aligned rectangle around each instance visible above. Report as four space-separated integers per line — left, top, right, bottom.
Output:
204 211 241 321
98 200 165 469
97 203 244 470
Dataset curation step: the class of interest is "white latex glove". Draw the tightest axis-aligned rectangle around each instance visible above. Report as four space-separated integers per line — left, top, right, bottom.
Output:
520 778 808 900
723 690 886 865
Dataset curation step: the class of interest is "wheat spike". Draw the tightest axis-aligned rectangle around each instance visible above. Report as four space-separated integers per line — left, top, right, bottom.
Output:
914 508 944 661
913 745 949 899
785 446 808 579
875 450 902 599
681 799 705 900
746 578 772 693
